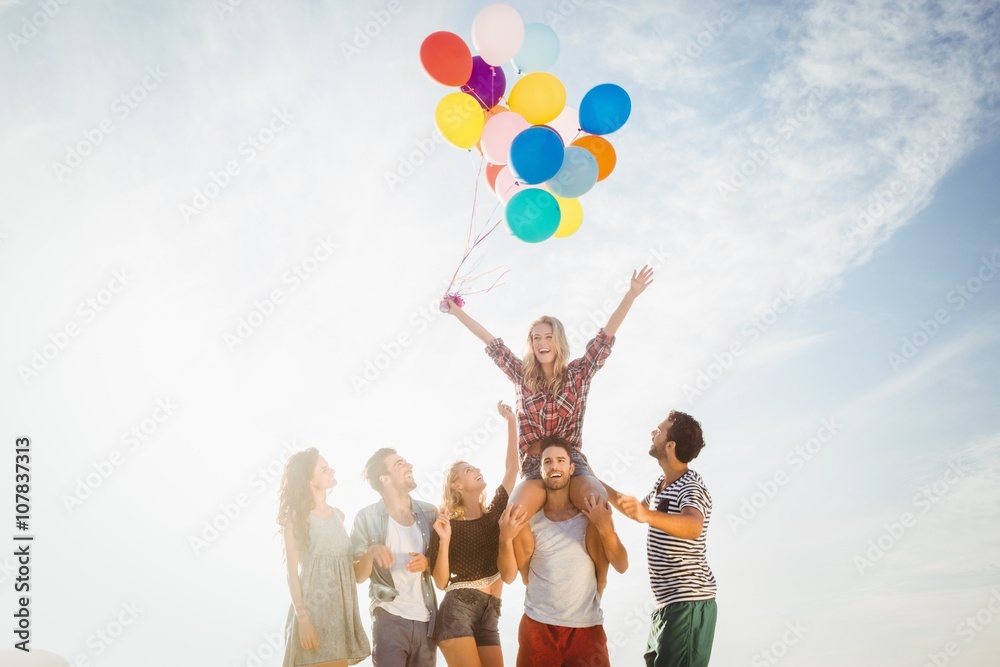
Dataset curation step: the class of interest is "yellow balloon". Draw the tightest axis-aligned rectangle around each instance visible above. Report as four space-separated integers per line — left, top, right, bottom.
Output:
552 194 583 237
508 72 567 125
435 92 486 149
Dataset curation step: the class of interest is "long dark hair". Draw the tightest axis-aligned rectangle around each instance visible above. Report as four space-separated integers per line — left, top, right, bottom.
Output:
277 448 319 555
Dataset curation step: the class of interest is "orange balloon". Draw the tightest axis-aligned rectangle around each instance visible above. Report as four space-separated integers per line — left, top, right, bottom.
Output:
571 135 617 181
488 105 509 117
485 163 503 195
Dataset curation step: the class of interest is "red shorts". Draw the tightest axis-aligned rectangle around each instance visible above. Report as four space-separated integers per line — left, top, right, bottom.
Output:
516 614 610 667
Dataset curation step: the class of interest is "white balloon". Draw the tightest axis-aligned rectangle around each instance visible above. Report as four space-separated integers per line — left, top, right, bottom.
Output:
547 105 581 145
471 4 525 66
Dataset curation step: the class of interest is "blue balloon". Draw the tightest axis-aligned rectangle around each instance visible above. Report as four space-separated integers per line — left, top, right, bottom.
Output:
546 146 598 198
512 23 560 74
509 126 564 185
579 83 631 135
505 189 561 243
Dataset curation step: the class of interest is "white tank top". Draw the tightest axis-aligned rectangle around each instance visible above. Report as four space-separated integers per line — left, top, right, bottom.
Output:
523 512 603 628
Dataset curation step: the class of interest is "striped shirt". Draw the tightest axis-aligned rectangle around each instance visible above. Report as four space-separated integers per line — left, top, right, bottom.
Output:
644 469 717 608
485 329 614 459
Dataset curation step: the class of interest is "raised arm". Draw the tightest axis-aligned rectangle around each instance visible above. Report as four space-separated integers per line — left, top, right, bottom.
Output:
497 401 519 494
430 513 452 590
497 504 532 584
446 300 496 345
283 522 318 650
602 265 654 339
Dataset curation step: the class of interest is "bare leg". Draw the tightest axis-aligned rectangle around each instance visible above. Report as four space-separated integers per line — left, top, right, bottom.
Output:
478 645 504 667
569 475 607 512
508 479 547 523
574 476 613 592
440 637 483 667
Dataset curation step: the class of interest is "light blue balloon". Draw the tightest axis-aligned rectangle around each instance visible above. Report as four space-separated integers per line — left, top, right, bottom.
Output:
505 189 561 243
546 147 599 198
512 23 560 74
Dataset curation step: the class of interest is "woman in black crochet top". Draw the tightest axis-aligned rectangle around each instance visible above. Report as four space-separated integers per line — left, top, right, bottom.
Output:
427 401 519 667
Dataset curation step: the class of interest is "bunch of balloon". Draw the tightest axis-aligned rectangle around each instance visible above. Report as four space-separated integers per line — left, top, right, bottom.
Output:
420 3 631 244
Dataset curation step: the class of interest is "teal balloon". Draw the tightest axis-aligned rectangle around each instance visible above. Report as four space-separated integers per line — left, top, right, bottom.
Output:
579 83 631 135
505 189 561 243
512 23 560 73
546 146 598 198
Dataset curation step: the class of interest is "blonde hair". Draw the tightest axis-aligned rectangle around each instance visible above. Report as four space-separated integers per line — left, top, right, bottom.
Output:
441 461 487 520
522 315 570 395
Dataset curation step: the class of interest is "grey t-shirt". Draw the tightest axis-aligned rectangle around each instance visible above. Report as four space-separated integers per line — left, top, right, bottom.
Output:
523 511 603 628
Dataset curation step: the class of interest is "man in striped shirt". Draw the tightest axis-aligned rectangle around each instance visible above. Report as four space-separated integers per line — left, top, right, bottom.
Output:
605 410 717 667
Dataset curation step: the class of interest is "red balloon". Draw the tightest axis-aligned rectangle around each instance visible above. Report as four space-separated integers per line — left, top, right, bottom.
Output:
420 32 473 87
485 163 503 195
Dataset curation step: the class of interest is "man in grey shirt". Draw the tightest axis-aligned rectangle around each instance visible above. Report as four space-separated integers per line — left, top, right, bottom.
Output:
498 437 628 667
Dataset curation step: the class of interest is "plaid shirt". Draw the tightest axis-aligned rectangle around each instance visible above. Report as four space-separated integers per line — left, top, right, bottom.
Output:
485 328 615 459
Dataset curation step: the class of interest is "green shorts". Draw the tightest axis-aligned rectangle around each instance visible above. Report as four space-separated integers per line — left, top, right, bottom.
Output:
644 599 717 667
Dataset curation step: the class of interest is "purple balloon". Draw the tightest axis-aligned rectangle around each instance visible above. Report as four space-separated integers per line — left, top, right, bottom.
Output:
461 56 506 109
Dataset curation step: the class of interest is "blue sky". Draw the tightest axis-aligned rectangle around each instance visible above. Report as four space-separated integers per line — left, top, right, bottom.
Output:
1 1 998 665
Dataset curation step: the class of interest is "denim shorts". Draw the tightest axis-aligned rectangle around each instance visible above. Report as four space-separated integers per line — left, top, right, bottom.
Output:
432 588 502 646
520 448 593 480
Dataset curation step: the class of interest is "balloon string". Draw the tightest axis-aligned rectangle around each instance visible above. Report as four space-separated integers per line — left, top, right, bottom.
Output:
442 157 505 301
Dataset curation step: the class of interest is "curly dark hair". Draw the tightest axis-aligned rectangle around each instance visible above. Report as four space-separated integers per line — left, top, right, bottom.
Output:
277 448 320 555
667 410 705 463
